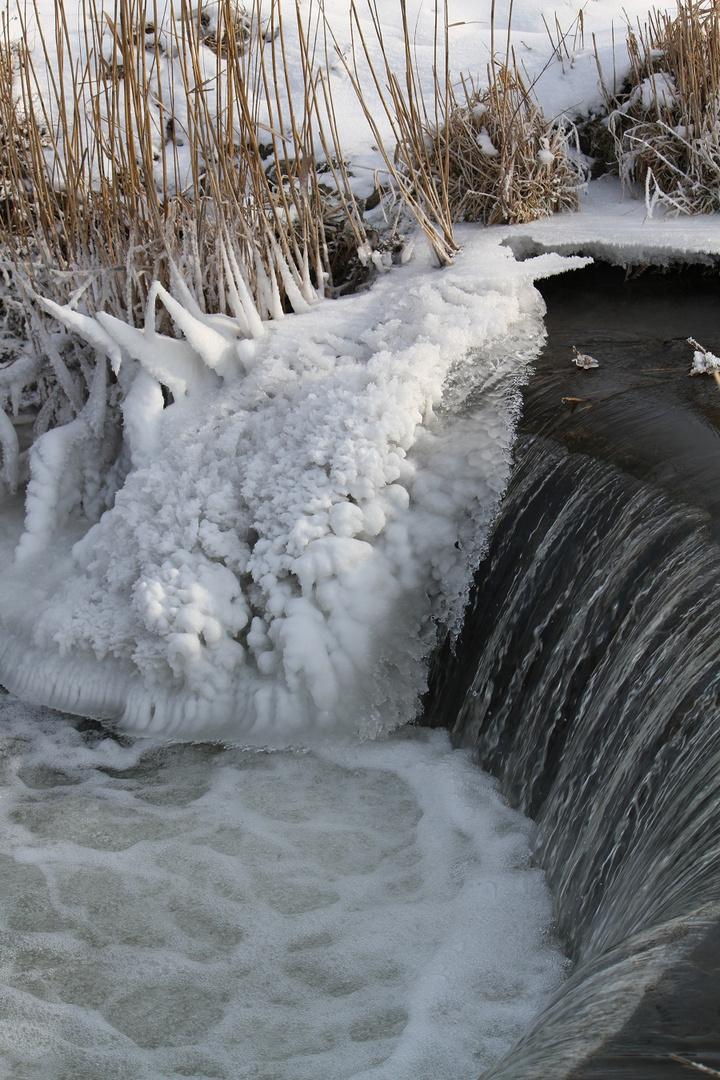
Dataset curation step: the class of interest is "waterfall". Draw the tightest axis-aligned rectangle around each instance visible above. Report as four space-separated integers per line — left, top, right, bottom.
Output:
425 266 720 1078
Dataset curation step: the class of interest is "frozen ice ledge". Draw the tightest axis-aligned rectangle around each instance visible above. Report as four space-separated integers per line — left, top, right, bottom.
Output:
1 237 586 741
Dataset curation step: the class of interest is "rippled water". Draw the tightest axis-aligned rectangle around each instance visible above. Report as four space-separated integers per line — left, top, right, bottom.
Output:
0 692 565 1080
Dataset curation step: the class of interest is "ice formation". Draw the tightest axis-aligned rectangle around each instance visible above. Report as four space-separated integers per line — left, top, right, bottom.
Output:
688 337 720 376
0 239 583 741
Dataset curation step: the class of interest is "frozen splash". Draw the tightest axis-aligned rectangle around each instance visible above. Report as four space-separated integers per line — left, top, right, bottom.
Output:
0 239 584 740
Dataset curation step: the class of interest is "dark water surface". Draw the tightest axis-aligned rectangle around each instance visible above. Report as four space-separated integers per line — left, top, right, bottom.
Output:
532 265 720 528
425 264 720 1079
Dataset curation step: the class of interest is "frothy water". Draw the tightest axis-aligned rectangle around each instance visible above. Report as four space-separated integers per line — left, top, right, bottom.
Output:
0 692 565 1079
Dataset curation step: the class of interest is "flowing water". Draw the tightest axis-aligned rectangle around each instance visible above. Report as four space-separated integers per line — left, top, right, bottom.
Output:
426 265 720 1078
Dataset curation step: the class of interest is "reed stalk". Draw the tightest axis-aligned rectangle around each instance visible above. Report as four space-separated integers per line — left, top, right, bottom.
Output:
329 0 582 261
0 0 367 326
600 0 720 214
0 0 371 450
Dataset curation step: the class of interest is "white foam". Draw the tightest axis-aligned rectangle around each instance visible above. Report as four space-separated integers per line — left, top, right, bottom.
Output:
0 692 566 1080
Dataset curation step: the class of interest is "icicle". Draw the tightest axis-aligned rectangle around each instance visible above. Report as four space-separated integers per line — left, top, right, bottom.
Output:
220 245 252 338
16 417 85 561
223 238 265 339
0 407 19 493
219 240 254 339
254 252 284 322
83 352 108 439
167 256 209 323
270 237 313 314
37 295 124 375
145 282 240 380
300 246 317 304
122 367 165 468
95 312 212 401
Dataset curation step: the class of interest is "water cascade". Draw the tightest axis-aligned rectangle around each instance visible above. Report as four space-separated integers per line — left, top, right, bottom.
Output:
426 265 720 1078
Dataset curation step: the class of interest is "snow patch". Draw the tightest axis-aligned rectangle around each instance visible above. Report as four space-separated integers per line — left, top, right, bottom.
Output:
476 127 499 157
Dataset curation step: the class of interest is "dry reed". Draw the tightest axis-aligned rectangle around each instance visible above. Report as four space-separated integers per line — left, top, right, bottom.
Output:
328 0 457 265
331 0 582 263
0 0 371 451
0 0 367 324
601 0 720 214
431 69 582 226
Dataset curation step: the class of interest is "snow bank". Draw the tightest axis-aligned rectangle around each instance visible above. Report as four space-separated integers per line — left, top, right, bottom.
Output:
499 176 720 267
0 239 585 741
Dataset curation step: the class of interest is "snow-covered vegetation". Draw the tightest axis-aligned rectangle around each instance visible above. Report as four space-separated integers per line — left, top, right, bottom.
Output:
0 0 718 741
601 0 720 215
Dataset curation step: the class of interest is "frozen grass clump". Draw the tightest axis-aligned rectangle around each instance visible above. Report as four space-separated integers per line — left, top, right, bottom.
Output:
602 0 720 215
336 3 582 264
430 71 583 227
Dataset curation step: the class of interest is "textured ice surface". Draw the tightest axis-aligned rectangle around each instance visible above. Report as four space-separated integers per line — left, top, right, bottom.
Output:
0 241 583 740
0 692 566 1080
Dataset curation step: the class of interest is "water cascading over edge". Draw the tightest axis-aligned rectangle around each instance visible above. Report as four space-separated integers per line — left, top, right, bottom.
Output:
425 266 720 1078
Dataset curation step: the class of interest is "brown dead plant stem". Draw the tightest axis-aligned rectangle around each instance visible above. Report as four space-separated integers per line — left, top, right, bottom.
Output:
0 0 367 329
0 0 373 446
329 0 457 265
601 0 720 214
332 0 581 262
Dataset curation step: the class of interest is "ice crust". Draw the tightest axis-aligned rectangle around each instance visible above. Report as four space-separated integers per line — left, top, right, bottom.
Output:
0 694 566 1080
0 240 583 740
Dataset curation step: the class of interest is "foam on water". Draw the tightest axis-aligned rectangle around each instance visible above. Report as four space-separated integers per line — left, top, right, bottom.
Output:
0 691 565 1080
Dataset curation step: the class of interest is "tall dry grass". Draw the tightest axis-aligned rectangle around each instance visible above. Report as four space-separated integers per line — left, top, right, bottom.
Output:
328 0 457 265
0 0 373 460
332 0 582 264
0 0 367 325
601 0 720 214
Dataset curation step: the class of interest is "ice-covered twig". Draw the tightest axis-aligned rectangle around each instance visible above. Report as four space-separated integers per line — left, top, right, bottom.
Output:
669 1055 720 1078
572 346 599 369
34 294 124 373
688 337 720 380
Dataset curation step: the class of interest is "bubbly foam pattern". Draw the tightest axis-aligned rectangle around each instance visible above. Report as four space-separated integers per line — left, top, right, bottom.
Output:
0 241 581 740
0 693 565 1079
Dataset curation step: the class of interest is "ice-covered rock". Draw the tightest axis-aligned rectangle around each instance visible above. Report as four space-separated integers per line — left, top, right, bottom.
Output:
0 237 584 741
